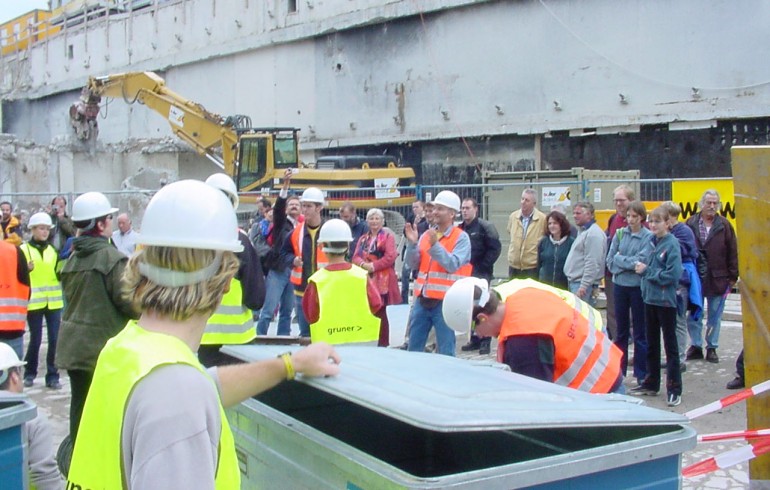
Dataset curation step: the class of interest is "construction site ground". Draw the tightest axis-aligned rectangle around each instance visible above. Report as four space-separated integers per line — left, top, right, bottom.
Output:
26 293 752 488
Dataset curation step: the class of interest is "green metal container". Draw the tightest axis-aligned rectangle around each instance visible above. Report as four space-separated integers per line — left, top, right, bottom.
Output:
223 346 695 489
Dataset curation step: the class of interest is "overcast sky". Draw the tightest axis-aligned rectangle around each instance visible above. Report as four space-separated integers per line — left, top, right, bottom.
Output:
0 0 50 24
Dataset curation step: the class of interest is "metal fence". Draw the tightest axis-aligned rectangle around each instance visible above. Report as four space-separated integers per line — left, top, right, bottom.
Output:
2 177 733 279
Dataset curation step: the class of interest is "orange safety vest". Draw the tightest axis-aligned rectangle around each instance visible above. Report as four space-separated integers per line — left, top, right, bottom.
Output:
0 241 30 332
497 288 622 393
289 223 328 287
414 227 473 300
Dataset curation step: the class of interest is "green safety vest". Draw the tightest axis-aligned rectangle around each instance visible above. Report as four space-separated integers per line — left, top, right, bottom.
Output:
308 266 380 344
20 243 63 311
201 277 255 345
67 321 240 489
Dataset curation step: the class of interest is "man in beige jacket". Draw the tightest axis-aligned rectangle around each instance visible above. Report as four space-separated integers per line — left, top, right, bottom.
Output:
507 188 546 279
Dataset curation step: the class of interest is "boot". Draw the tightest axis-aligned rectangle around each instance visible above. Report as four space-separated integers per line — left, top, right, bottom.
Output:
479 338 492 355
461 337 481 352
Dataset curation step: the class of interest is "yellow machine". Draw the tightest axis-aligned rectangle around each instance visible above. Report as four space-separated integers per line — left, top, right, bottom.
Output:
69 71 416 208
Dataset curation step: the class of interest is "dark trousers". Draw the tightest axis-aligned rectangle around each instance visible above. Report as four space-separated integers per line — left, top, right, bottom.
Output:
613 284 647 381
375 294 391 347
24 307 61 384
644 304 682 396
68 369 94 441
736 349 745 380
604 272 617 340
508 267 538 280
400 261 410 304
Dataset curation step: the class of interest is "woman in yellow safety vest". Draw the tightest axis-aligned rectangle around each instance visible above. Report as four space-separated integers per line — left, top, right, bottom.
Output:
66 180 340 489
20 212 64 389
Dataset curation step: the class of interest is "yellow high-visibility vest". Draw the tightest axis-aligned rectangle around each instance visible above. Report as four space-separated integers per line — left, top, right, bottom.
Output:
21 243 63 311
201 277 255 345
309 266 380 344
68 321 239 489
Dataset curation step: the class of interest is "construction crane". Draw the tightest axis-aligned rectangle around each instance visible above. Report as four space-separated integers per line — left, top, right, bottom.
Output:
69 71 416 209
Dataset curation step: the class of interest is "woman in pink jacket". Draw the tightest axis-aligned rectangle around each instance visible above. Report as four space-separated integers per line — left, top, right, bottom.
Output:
352 208 401 346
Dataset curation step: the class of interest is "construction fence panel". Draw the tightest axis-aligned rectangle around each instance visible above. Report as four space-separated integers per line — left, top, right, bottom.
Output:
3 177 733 280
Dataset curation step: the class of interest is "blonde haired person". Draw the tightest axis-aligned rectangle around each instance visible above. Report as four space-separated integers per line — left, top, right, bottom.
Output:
66 180 340 489
352 208 401 346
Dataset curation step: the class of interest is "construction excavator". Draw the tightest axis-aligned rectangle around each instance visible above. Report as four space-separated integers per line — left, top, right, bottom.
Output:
69 71 416 209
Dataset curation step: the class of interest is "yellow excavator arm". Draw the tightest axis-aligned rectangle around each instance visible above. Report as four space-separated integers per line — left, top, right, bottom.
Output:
70 72 239 175
70 71 417 209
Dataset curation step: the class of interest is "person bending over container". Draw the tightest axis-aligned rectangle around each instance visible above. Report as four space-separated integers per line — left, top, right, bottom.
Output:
65 180 340 488
304 219 382 345
443 277 624 394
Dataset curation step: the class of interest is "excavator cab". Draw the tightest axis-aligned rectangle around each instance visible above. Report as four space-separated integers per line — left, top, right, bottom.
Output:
236 128 299 190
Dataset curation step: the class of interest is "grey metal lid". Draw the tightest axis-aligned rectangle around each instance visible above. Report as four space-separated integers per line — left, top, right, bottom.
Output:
222 345 690 432
0 392 38 431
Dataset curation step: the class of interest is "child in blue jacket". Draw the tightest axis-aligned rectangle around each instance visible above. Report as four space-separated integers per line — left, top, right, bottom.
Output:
629 206 684 407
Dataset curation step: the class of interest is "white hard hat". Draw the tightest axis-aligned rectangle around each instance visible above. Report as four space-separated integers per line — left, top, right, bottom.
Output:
205 173 239 210
301 187 325 204
433 190 461 212
319 219 353 243
28 212 53 228
0 343 25 381
138 180 243 253
319 219 353 253
442 277 491 333
71 192 119 222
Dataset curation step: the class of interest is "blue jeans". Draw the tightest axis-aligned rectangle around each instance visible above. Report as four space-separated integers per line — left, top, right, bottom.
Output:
25 307 61 384
294 294 310 337
613 284 647 381
0 336 23 360
675 287 689 363
568 281 597 308
256 269 294 336
407 299 456 356
687 294 727 349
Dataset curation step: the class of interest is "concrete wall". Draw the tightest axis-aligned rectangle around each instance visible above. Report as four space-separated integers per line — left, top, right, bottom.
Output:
1 0 769 192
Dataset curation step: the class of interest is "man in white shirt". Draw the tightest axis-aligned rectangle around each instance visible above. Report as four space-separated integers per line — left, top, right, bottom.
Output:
112 213 139 256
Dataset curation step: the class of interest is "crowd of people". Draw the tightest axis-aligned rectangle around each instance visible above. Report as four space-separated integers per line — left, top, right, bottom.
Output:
499 185 739 406
0 177 741 486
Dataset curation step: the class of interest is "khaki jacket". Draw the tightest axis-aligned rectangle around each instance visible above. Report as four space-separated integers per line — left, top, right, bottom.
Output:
507 208 546 270
2 216 22 246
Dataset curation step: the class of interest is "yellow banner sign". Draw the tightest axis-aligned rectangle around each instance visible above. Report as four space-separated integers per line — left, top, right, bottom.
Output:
671 179 736 230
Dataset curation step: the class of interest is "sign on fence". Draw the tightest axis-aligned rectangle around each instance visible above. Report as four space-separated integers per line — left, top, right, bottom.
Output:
671 179 736 230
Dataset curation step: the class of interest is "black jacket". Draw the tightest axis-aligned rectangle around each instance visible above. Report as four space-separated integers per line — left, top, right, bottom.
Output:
265 195 297 272
236 230 265 310
685 213 738 296
459 218 501 281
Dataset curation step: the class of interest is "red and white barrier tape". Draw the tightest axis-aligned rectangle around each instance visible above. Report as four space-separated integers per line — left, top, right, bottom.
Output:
698 428 770 443
685 380 770 420
683 437 770 478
